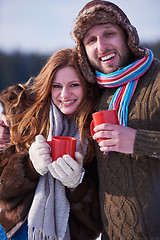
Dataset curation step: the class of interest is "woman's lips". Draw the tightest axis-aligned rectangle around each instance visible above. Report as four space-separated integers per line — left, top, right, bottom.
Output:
59 100 76 104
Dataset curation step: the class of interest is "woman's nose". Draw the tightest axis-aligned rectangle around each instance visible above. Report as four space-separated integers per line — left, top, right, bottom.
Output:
60 87 70 98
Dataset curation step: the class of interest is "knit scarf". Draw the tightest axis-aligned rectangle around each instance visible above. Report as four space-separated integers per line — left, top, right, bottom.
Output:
96 48 153 126
28 102 87 240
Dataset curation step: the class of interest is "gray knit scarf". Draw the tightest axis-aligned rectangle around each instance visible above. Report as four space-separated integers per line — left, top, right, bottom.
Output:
28 102 87 240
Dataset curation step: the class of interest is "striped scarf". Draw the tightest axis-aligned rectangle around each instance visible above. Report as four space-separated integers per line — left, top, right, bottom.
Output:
96 48 154 126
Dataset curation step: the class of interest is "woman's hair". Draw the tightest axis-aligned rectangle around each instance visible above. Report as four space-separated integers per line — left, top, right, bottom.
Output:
0 48 100 162
0 79 34 147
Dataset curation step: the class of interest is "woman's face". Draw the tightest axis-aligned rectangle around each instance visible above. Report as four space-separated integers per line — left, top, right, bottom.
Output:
51 66 84 116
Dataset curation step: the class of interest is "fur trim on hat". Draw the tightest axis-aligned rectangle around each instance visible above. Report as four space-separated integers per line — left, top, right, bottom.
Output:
72 0 145 83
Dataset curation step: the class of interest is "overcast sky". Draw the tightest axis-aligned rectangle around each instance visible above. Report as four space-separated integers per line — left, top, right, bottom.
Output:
0 0 160 54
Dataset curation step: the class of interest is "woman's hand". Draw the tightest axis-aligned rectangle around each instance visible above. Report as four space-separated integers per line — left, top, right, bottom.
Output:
48 152 84 188
29 135 52 175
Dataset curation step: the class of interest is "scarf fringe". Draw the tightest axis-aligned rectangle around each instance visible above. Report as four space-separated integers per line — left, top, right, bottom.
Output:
28 226 56 240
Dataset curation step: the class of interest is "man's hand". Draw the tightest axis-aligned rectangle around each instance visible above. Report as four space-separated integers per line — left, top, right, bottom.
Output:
93 123 136 154
0 119 10 149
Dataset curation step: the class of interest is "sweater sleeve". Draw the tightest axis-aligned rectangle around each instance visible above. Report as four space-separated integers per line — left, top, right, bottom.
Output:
0 145 39 201
134 129 160 158
0 145 40 236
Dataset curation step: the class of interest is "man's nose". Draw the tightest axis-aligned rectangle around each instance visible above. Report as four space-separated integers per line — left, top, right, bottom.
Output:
97 37 106 52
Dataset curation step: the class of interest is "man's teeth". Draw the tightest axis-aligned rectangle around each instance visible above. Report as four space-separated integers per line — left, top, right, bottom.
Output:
101 53 115 61
61 100 75 104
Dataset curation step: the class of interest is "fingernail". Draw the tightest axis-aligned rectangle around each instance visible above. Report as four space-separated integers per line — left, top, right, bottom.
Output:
0 120 4 125
0 145 6 149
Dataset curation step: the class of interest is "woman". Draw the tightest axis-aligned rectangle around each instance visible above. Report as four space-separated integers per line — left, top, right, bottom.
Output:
0 48 102 239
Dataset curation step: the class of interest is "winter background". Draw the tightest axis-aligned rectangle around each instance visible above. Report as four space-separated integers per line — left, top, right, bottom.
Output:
0 1 160 238
0 0 160 55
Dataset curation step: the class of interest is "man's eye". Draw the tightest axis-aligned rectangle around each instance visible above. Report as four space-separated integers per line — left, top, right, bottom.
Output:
86 37 96 45
105 32 114 37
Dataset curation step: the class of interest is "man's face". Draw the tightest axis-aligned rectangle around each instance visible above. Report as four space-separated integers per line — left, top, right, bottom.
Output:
83 23 132 74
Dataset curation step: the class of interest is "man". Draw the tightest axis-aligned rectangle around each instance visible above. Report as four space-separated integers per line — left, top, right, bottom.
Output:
70 0 160 239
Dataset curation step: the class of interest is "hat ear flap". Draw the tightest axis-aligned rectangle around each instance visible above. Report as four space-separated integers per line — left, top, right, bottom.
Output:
125 24 145 58
77 41 96 83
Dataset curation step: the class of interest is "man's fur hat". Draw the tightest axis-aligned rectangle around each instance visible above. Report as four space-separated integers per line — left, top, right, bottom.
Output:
72 0 145 83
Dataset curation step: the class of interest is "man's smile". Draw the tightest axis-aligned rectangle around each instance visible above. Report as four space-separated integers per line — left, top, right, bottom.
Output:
100 52 116 62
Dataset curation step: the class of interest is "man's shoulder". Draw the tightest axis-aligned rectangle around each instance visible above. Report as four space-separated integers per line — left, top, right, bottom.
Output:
152 58 160 69
144 58 160 78
141 58 160 88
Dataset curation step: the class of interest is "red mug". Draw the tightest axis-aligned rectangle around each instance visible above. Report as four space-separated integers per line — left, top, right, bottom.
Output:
90 110 119 142
46 136 77 162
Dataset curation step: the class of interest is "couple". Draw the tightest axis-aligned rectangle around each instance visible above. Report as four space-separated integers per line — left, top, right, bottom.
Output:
1 1 160 239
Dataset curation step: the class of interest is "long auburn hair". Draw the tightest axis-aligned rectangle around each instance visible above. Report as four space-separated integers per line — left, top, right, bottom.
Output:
1 48 100 162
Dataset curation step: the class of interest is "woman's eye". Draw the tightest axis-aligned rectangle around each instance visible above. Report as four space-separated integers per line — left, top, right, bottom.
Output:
70 83 80 87
53 85 62 88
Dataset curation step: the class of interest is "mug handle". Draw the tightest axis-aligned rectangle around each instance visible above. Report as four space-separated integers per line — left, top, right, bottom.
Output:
46 140 52 147
90 120 95 137
90 120 106 143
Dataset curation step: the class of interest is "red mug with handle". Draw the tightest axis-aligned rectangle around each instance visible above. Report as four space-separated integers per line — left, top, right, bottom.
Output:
46 136 77 162
90 110 119 143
